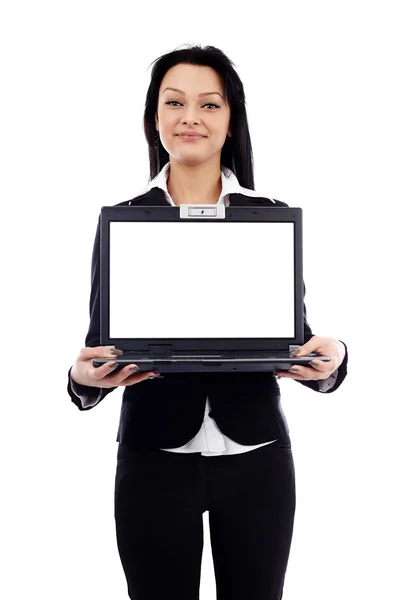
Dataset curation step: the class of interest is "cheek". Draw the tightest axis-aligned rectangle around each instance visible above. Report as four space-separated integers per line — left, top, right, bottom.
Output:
213 130 229 145
158 109 175 128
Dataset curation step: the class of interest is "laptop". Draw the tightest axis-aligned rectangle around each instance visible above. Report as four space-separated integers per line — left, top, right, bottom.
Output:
92 203 330 373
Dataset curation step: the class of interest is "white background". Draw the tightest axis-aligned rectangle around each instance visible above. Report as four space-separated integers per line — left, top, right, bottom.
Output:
1 1 399 599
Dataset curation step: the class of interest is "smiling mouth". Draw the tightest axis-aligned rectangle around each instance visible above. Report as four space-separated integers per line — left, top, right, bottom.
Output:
177 135 206 141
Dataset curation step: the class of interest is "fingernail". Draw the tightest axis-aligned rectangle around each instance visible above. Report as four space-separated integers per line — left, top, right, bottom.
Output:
129 366 139 372
109 362 118 369
110 348 123 356
310 360 319 366
291 349 300 356
289 368 299 373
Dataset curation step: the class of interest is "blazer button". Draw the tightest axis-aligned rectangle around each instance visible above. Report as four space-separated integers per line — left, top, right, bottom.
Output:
208 411 214 418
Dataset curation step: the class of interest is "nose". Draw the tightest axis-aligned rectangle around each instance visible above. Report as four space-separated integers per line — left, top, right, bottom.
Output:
180 104 202 123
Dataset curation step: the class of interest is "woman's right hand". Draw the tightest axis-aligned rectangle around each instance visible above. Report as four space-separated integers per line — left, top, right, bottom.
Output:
70 346 160 389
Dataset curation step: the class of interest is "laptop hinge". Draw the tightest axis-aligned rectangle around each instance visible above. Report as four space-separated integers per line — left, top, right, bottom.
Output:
148 344 174 358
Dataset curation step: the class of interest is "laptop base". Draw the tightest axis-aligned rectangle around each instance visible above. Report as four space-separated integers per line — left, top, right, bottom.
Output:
92 352 330 373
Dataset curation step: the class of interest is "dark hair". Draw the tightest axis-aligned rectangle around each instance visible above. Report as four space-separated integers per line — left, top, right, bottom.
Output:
143 44 255 190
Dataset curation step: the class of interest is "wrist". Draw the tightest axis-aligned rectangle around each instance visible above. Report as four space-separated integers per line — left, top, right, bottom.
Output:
70 365 87 387
337 341 346 366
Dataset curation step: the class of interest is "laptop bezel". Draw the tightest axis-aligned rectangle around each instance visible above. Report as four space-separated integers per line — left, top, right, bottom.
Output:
99 206 304 352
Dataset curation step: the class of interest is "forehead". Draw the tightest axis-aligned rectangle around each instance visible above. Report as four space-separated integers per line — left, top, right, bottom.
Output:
160 64 224 93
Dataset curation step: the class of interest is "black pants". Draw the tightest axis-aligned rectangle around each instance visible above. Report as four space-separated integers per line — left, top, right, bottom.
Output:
114 440 296 600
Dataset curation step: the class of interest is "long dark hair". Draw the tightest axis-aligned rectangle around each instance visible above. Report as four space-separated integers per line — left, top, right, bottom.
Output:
143 44 255 190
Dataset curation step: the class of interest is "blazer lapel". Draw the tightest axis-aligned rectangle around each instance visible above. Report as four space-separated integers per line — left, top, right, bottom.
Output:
228 193 277 207
131 187 170 206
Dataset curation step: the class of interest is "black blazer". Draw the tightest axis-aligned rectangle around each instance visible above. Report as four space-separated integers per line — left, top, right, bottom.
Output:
67 188 348 451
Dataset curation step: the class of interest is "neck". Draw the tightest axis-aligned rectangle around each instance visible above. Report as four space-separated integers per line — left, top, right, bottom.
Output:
166 159 223 206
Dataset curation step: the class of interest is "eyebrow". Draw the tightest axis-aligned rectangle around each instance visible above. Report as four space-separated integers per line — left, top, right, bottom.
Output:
162 87 224 100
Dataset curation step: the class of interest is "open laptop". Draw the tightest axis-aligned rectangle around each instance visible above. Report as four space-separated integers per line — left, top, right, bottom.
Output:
92 203 330 373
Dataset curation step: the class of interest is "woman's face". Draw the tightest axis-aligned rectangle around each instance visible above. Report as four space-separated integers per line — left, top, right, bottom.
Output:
155 63 231 165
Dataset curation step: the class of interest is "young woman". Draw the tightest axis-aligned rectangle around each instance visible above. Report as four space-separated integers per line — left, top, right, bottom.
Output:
68 44 348 600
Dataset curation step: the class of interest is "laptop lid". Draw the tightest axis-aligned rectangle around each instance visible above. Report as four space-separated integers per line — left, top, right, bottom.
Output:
99 204 304 355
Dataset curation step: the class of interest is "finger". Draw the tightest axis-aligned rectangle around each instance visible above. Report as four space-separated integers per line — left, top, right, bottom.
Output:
79 345 120 361
277 365 333 381
308 359 328 371
275 371 305 380
87 360 123 380
276 365 316 380
290 335 322 357
124 372 160 385
275 368 306 379
117 366 160 385
310 357 337 371
81 346 125 379
105 363 140 382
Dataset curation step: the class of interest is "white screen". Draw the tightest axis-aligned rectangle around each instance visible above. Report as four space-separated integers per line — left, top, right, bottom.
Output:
109 221 295 338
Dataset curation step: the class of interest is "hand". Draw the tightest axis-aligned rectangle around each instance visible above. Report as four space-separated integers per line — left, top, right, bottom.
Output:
70 346 161 389
274 336 345 382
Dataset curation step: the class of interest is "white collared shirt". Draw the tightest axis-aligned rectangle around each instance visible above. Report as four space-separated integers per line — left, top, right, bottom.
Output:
133 161 275 207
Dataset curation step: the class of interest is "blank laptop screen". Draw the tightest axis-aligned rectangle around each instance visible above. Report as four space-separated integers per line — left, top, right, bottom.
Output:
109 221 295 339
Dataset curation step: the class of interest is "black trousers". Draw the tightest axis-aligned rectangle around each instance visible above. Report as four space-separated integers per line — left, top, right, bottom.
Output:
114 440 296 600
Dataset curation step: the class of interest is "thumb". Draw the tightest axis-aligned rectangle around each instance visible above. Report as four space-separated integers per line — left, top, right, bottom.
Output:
80 345 117 360
292 339 315 356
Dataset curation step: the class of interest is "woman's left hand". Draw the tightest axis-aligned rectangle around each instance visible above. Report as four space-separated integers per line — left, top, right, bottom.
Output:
274 336 346 381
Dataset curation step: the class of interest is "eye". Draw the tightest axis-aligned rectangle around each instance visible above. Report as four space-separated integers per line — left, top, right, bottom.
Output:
165 101 220 109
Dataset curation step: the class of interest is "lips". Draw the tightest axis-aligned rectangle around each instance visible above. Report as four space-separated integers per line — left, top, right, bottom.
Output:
177 133 205 138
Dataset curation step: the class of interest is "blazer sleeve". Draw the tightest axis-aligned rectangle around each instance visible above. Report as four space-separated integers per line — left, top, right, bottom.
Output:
67 214 118 411
298 279 348 394
273 198 348 394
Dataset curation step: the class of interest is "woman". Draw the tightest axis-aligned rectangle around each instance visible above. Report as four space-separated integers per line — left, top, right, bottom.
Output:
68 44 348 600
